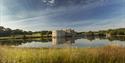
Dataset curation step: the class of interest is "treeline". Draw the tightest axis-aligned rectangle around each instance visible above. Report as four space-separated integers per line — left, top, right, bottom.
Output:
79 28 125 36
107 28 125 36
0 26 32 37
0 26 51 37
1 26 125 37
78 30 106 36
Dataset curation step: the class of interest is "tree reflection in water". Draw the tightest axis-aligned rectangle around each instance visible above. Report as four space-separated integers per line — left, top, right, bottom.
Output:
0 36 125 47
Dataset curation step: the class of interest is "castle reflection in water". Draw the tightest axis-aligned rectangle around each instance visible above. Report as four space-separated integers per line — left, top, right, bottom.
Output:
0 36 125 48
52 37 75 45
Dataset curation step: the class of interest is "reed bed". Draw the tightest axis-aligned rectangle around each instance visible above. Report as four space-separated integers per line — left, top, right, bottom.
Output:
0 46 125 63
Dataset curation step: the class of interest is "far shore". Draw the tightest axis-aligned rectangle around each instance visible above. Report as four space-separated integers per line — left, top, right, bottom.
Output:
0 35 51 40
0 35 125 40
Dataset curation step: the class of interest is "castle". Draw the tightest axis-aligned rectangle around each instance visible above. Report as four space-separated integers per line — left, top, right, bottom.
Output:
52 29 76 37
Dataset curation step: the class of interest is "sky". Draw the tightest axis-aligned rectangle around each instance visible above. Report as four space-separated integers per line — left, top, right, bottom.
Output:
0 0 125 31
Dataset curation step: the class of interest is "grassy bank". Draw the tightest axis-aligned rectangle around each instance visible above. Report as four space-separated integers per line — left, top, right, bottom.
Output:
0 46 125 63
0 35 51 40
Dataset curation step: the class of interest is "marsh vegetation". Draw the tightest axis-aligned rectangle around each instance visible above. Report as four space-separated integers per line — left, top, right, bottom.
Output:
0 46 125 63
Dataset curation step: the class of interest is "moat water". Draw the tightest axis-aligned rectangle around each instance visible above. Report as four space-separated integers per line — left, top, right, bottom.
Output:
0 36 125 48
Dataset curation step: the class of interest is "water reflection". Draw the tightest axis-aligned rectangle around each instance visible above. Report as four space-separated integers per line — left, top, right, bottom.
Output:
52 37 75 45
51 37 76 48
0 36 125 48
108 36 125 41
0 38 51 46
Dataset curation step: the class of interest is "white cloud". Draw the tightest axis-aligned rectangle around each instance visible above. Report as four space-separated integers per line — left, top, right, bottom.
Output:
1 0 125 31
48 0 55 4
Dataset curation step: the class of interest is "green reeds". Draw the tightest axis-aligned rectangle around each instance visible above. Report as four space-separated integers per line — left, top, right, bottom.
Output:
0 46 125 63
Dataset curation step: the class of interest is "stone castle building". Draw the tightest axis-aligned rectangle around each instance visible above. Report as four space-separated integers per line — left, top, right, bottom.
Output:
52 29 76 37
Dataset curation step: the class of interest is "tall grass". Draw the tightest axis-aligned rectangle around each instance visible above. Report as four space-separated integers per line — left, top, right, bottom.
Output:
0 46 125 63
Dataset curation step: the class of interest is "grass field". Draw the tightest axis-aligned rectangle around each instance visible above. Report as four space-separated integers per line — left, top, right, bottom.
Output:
0 46 125 63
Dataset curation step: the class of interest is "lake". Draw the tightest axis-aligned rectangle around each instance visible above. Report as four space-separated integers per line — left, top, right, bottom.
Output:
0 36 125 48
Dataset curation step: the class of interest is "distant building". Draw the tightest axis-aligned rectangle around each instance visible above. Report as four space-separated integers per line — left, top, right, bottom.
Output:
52 30 65 37
52 29 76 37
64 29 76 37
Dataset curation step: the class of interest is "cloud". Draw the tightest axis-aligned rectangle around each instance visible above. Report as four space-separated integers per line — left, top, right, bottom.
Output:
1 0 125 31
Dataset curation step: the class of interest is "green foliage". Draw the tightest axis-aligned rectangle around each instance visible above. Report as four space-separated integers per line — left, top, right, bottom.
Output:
0 26 52 37
107 28 125 35
0 26 32 37
1 26 125 37
78 28 125 36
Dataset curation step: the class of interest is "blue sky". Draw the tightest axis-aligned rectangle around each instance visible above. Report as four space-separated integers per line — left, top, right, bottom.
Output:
0 0 125 31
